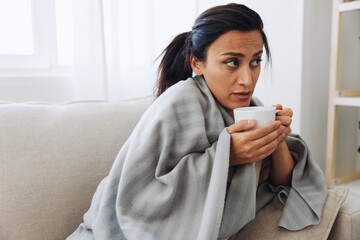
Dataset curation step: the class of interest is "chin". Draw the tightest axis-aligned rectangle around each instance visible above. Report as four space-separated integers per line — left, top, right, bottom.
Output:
234 101 251 109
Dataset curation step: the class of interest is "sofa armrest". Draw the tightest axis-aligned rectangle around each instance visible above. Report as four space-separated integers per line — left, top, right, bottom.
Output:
328 191 360 240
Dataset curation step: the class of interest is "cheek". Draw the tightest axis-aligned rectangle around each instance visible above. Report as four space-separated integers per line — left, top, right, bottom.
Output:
203 73 230 99
202 66 225 87
206 72 232 94
252 69 261 85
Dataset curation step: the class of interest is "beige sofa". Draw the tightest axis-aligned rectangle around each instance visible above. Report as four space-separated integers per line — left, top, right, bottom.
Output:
0 97 359 240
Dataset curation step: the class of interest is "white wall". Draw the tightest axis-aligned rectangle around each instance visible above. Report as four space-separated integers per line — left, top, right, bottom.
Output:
301 0 332 171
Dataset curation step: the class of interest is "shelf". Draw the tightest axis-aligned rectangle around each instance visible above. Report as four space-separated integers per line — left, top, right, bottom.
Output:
339 89 360 97
326 0 360 186
339 1 360 12
332 170 360 185
335 96 360 106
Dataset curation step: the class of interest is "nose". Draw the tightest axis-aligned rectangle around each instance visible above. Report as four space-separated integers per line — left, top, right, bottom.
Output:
236 67 252 87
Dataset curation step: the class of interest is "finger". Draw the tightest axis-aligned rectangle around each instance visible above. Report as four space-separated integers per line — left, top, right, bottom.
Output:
276 108 293 117
252 124 283 148
250 139 279 162
247 120 281 140
276 115 292 126
278 126 291 142
227 119 256 134
284 126 292 136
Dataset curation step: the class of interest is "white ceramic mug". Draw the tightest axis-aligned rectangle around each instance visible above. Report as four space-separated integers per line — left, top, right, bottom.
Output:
233 106 276 129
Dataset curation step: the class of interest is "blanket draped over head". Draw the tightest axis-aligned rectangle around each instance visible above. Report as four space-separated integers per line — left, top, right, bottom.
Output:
67 76 327 240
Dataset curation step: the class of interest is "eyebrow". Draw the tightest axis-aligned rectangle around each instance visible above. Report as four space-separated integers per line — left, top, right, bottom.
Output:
221 50 263 57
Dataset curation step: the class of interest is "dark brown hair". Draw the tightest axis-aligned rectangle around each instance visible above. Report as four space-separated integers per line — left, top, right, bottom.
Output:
155 3 271 96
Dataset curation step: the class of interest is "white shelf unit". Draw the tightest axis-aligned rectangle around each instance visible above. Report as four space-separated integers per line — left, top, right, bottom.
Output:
339 1 360 12
326 0 360 185
335 97 360 107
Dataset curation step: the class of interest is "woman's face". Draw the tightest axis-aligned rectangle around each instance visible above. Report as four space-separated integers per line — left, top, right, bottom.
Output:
191 30 263 117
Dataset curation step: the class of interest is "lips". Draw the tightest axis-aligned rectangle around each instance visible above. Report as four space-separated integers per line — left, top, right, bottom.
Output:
233 91 251 100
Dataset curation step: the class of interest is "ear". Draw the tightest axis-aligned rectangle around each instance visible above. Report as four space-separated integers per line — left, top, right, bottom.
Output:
190 53 203 76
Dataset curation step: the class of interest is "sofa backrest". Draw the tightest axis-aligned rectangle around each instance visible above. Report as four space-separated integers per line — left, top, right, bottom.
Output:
0 97 153 240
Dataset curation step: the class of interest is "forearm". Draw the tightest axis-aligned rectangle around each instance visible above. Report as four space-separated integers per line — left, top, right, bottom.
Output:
270 141 294 186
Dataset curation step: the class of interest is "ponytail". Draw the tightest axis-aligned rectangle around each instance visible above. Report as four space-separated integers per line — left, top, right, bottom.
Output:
155 32 192 97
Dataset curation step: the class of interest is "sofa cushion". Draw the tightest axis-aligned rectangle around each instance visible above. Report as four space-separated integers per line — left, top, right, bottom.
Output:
0 97 153 240
233 187 348 240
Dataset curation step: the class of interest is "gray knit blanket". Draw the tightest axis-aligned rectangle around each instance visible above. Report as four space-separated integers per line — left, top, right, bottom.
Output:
67 76 327 240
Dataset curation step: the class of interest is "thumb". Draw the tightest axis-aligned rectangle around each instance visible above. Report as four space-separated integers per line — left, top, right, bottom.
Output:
227 119 256 134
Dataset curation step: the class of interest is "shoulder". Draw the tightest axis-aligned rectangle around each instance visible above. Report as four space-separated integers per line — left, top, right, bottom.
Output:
153 78 206 111
163 78 202 99
132 78 205 125
133 77 208 133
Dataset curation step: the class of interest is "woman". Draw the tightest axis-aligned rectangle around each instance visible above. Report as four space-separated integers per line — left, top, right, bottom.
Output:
68 3 327 240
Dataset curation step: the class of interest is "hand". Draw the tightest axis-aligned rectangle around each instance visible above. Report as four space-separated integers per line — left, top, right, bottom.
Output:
274 104 293 143
227 119 283 166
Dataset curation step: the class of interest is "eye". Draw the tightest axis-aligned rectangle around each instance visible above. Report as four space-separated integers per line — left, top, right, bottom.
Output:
225 59 239 68
250 57 262 67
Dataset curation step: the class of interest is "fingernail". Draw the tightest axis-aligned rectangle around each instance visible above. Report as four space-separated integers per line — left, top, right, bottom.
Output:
248 119 256 125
